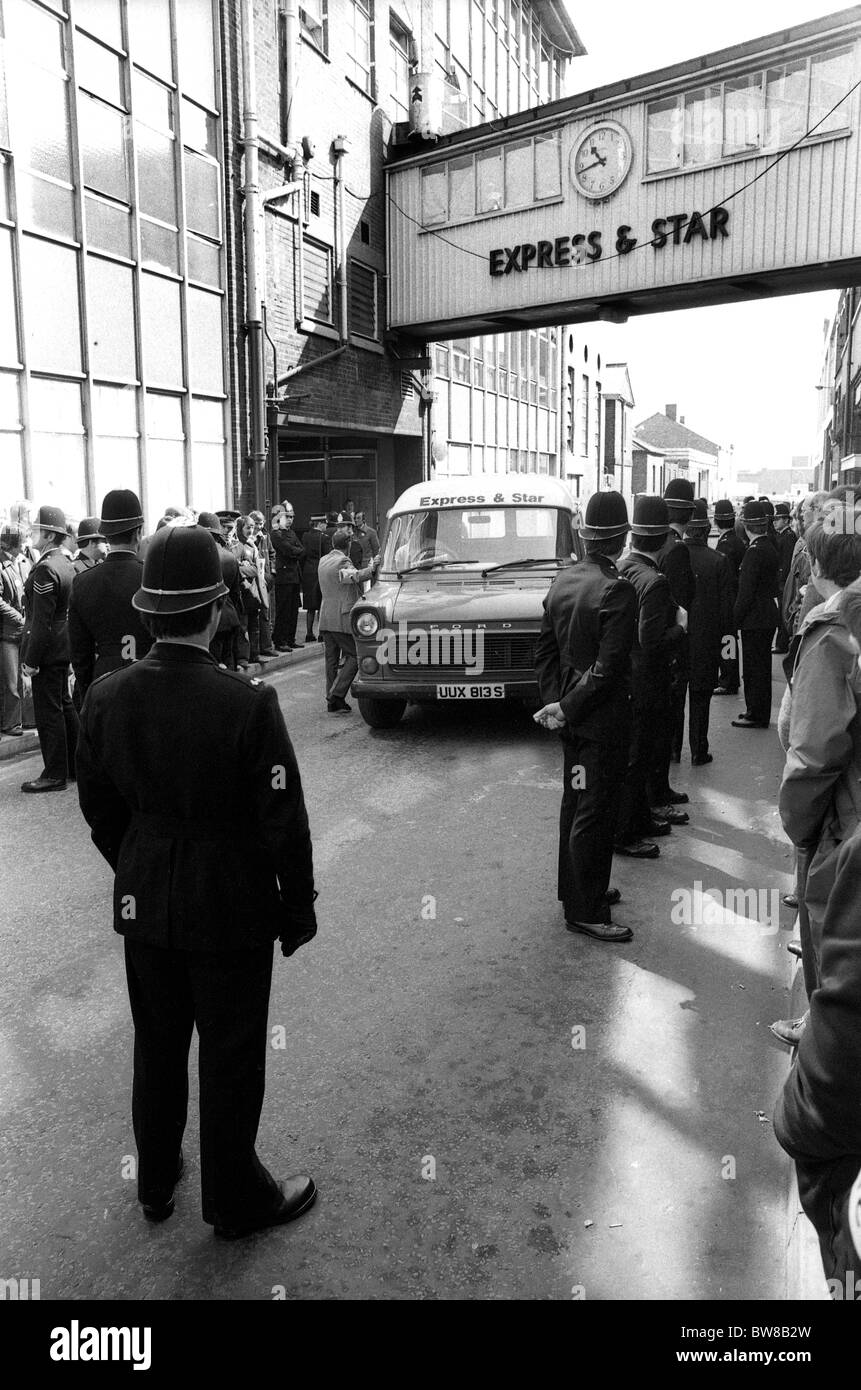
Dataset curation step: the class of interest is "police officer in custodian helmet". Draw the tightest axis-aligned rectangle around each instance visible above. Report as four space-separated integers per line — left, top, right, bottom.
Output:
534 490 637 943
75 525 318 1237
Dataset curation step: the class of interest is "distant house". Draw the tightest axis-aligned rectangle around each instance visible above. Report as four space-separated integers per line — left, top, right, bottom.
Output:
601 364 636 500
634 405 720 500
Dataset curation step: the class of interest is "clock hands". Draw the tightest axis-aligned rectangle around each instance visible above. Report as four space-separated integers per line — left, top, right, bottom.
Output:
578 158 607 174
590 145 607 165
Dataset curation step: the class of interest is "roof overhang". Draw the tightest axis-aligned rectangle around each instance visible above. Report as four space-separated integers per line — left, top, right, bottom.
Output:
535 0 587 57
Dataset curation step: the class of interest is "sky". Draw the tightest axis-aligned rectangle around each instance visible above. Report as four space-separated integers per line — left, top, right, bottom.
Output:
560 0 849 484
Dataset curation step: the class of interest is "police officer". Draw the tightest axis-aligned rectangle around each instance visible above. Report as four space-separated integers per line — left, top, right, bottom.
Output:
534 491 637 943
648 479 696 819
616 496 686 858
198 511 243 668
732 499 780 730
72 518 107 575
68 490 153 707
75 525 318 1237
20 504 78 793
772 501 797 654
683 500 733 764
713 499 746 695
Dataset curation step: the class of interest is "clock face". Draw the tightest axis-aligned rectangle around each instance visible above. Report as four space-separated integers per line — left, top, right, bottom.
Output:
571 122 633 199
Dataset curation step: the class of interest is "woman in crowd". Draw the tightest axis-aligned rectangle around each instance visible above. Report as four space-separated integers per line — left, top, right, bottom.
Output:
231 514 266 665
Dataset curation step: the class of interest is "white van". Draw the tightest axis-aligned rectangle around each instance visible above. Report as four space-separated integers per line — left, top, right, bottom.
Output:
350 473 583 727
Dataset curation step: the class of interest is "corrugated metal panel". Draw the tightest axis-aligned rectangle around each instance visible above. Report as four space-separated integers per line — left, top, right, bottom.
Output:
388 34 861 333
303 238 333 324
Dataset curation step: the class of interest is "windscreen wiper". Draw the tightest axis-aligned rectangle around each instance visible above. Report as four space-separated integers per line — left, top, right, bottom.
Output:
396 558 467 576
480 557 564 576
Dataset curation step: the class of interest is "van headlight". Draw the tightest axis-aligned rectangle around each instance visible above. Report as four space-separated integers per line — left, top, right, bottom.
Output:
355 610 380 637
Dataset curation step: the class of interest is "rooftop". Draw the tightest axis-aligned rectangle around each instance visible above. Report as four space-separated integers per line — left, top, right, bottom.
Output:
635 412 720 457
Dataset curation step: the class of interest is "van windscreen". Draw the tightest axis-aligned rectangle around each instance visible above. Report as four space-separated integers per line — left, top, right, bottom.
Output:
381 506 573 573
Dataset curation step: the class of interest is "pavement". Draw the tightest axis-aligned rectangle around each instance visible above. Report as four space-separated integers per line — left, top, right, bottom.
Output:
0 651 830 1300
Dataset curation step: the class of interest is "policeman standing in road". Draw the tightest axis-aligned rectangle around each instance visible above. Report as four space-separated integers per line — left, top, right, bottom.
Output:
20 504 78 793
75 524 318 1237
72 518 107 575
732 499 780 730
534 491 637 943
68 490 153 707
647 479 695 820
713 499 746 695
772 501 797 654
683 499 733 764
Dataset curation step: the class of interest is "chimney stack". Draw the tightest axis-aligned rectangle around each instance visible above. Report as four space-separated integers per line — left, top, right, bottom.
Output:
680 415 685 425
665 404 677 421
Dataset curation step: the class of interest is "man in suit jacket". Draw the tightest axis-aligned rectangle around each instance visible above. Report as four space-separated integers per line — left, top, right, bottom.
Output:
317 529 379 713
20 504 78 792
534 491 637 942
684 500 733 763
732 500 780 729
69 490 153 707
75 524 318 1238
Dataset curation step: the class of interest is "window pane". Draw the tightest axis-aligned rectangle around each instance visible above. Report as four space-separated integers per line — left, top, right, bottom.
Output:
141 273 183 386
128 0 172 78
74 0 123 48
187 235 221 287
80 94 128 200
191 397 224 442
723 74 763 156
534 132 561 198
184 151 220 238
76 33 123 106
176 0 216 107
684 85 722 165
87 256 136 378
764 60 808 149
191 441 226 514
810 48 855 134
448 155 474 222
647 96 682 172
92 382 138 435
182 99 218 156
0 160 8 221
146 391 183 439
505 139 531 207
133 72 174 133
0 431 25 506
4 0 66 70
85 195 132 256
187 288 223 393
421 165 447 225
18 174 76 237
141 218 179 273
145 437 186 521
8 64 72 181
29 380 86 518
476 148 503 212
136 122 177 224
21 238 81 374
93 434 139 505
0 372 20 426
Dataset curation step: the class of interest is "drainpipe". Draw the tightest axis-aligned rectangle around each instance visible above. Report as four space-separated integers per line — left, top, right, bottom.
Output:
241 0 266 511
332 136 350 344
282 0 298 159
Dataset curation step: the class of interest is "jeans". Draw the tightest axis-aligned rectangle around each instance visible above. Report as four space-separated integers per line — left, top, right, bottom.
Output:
322 630 358 701
0 638 22 729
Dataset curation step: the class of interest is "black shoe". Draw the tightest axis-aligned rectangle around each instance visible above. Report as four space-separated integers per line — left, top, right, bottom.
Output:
274 645 291 653
565 919 634 942
713 686 738 696
142 1150 185 1222
645 818 671 837
651 804 689 825
2 725 24 737
660 788 689 805
732 718 769 729
291 640 305 649
214 1174 317 1239
21 777 67 793
615 839 660 859
691 753 713 766
327 698 352 714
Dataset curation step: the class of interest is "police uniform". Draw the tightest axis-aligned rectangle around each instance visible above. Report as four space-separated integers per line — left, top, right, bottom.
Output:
732 500 780 728
535 491 636 940
21 505 78 789
683 501 733 762
651 480 696 804
75 524 318 1236
773 503 798 654
71 517 105 577
617 497 685 851
714 501 746 693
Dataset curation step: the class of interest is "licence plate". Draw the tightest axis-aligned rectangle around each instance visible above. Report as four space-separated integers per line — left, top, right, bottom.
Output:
437 683 506 700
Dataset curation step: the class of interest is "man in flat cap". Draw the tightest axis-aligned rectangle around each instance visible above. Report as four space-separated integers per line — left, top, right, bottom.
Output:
534 490 637 942
69 489 153 708
20 504 78 792
713 500 746 695
72 518 107 575
76 524 318 1238
732 500 780 729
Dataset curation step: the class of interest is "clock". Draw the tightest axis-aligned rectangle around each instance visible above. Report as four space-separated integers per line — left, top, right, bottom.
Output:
570 121 633 200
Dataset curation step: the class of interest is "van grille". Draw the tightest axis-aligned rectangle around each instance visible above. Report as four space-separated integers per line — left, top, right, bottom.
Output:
390 634 537 674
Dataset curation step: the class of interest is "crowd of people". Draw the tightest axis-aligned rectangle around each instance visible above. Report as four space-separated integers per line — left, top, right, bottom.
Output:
534 477 861 1290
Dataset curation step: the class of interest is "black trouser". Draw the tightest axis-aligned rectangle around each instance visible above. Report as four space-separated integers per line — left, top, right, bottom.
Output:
688 687 713 760
647 672 683 804
558 722 629 924
795 1154 861 1294
303 578 320 638
33 663 78 781
796 846 818 1000
123 937 282 1226
741 627 775 724
273 582 300 647
616 699 660 844
718 632 740 692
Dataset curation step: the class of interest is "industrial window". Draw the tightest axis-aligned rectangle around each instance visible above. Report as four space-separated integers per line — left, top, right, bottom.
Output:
580 375 589 457
646 46 855 174
346 0 374 98
421 130 562 227
300 1 328 55
302 237 334 325
349 260 379 341
389 19 411 122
